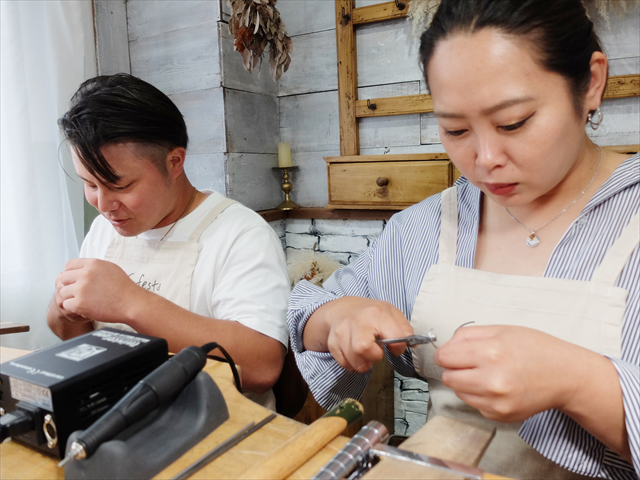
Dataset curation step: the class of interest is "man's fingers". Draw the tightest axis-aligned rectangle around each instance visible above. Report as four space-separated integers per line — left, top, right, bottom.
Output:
57 268 84 287
63 258 91 271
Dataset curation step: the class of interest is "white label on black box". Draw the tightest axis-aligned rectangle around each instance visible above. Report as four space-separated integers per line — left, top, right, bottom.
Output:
56 344 107 362
9 377 53 410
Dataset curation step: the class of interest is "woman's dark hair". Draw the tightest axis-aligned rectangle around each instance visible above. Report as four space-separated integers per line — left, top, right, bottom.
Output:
419 0 607 117
58 73 189 184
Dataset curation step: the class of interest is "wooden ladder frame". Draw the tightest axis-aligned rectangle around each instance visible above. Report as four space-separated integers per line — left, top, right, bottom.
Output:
334 0 640 156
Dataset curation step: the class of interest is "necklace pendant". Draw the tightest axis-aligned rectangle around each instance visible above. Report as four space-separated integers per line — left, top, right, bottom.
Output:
526 234 540 248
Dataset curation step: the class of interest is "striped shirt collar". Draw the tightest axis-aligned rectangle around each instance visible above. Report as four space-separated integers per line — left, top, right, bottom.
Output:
456 152 640 220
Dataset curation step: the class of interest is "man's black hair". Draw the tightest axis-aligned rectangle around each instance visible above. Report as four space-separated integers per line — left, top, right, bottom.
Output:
58 73 189 184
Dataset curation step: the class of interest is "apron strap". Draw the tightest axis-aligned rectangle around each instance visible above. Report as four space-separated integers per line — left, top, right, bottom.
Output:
188 198 238 243
591 210 640 285
438 186 459 266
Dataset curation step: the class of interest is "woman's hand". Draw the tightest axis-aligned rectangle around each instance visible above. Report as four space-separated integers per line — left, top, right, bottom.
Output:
303 296 414 373
434 325 587 422
56 258 145 324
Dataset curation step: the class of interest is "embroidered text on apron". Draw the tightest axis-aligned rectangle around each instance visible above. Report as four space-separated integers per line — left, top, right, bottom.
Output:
410 186 638 479
94 198 237 333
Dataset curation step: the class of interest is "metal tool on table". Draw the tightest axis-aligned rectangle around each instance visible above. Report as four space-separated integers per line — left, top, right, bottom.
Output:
312 421 509 480
171 413 277 480
375 330 438 347
239 398 364 480
312 420 389 480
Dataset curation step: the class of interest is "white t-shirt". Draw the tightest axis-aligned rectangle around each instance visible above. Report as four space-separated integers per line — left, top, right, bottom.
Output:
80 191 290 347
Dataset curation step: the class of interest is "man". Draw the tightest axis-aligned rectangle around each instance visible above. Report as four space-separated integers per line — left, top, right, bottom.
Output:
47 74 289 406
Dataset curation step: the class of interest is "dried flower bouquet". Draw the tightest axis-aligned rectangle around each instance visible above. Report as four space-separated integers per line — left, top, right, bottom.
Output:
227 0 293 81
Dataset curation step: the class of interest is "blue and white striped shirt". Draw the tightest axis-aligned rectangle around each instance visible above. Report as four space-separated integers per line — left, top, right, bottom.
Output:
288 154 639 479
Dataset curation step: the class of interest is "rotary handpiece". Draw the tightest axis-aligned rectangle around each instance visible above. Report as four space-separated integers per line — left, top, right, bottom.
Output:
59 345 208 467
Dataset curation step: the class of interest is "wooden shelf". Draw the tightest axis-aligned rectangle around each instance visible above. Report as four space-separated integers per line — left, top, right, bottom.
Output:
257 207 399 222
324 153 449 163
354 74 639 119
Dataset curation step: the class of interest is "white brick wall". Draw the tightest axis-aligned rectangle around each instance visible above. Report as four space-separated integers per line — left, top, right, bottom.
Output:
318 234 368 254
279 217 385 265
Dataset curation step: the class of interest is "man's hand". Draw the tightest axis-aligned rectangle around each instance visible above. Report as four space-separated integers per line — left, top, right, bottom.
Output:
56 258 143 324
304 296 414 373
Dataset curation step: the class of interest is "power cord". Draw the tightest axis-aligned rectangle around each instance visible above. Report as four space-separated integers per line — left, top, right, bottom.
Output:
200 342 243 394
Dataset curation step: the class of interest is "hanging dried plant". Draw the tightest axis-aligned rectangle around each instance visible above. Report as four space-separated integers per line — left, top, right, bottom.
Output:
584 0 631 27
227 0 293 81
406 0 441 38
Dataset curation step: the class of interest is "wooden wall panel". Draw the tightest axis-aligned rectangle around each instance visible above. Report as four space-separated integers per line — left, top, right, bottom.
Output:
588 96 640 146
288 150 339 207
593 2 640 60
358 81 420 100
361 144 446 156
219 24 277 96
226 153 283 210
356 18 422 88
130 23 221 96
609 57 640 77
169 88 226 154
184 153 227 194
127 0 220 41
280 91 341 152
224 89 279 154
277 30 338 96
276 0 336 36
94 0 130 75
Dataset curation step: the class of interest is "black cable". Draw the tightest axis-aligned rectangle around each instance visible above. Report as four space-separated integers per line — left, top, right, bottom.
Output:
200 342 243 394
0 409 34 442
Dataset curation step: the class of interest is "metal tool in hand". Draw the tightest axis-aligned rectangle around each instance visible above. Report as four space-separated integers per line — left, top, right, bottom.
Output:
375 330 437 347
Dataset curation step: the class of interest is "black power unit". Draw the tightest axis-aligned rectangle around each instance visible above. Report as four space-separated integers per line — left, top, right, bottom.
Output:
0 328 168 459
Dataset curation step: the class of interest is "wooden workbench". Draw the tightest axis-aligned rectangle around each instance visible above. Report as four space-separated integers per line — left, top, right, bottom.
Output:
0 347 349 480
1 347 508 480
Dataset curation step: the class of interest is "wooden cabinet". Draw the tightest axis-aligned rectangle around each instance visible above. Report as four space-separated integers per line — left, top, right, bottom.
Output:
325 153 462 209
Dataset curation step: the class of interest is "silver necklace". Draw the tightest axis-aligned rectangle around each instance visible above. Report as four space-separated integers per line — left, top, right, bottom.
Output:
504 146 603 248
160 187 197 241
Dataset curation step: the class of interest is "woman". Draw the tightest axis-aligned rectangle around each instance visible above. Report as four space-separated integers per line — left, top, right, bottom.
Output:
288 0 639 478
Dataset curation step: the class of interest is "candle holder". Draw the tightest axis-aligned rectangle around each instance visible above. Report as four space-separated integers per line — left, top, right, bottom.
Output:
273 166 300 210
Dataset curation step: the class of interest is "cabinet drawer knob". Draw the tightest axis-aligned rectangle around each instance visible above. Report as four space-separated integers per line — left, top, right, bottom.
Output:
376 177 389 187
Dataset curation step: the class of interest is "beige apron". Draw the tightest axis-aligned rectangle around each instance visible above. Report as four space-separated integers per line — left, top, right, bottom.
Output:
95 197 277 410
410 186 639 479
95 198 237 333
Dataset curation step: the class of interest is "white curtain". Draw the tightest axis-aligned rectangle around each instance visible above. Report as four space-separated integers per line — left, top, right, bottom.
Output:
1 1 96 350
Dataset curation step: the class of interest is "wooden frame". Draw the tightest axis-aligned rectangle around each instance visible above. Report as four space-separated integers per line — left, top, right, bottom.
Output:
355 74 640 119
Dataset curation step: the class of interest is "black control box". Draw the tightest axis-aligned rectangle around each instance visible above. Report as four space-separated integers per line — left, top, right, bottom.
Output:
0 328 168 458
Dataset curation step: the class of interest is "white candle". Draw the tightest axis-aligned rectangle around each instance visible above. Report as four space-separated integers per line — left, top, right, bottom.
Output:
278 142 293 168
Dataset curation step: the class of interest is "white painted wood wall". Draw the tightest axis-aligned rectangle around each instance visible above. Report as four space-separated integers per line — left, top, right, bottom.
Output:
94 0 639 212
94 0 282 210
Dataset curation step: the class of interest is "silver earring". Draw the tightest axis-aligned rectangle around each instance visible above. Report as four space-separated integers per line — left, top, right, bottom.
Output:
588 107 603 130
